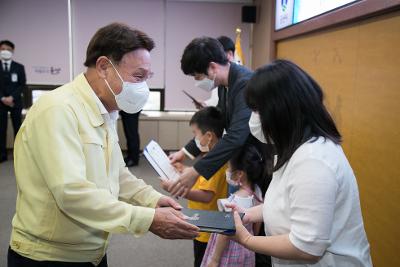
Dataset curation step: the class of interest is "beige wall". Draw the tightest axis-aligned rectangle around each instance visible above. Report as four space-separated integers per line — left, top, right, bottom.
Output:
251 0 273 70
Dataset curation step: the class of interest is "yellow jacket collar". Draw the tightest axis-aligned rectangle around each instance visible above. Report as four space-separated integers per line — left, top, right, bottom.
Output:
72 73 104 127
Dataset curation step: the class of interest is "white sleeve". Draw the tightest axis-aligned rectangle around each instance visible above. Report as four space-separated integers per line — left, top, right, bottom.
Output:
287 159 338 256
182 147 196 160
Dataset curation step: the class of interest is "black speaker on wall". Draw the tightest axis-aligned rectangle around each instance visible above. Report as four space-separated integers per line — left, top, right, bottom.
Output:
242 6 257 23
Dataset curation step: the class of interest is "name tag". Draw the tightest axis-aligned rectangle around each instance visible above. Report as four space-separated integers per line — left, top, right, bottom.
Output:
11 73 18 82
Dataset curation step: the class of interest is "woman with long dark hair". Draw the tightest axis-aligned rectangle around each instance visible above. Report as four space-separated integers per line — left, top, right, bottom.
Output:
228 60 372 267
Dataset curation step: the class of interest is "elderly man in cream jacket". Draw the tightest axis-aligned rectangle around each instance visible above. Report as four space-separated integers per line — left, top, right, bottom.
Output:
7 23 199 267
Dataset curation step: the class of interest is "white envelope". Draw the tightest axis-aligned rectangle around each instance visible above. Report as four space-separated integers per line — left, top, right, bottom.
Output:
143 140 180 181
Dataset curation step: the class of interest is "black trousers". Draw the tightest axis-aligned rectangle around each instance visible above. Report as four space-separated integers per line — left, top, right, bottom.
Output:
7 247 108 267
0 104 22 158
193 240 208 267
120 110 141 163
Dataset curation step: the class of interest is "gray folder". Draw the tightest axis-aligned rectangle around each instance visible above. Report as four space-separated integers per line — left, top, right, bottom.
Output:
182 208 244 235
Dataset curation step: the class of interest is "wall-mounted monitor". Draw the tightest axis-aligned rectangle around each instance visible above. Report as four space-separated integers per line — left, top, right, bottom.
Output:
275 0 359 30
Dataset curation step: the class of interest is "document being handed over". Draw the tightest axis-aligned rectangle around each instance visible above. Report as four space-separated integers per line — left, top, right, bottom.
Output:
144 140 180 181
181 208 245 235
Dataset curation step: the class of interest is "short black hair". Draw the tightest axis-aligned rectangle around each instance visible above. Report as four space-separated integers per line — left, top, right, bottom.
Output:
181 37 229 76
190 107 224 138
0 40 15 50
217 36 235 54
84 23 154 67
245 59 341 172
230 143 266 189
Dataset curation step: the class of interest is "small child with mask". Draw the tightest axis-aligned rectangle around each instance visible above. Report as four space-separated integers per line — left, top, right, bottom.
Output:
200 143 265 267
161 106 228 267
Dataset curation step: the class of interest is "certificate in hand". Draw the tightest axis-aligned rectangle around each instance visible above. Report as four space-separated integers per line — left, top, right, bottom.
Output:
143 140 180 181
182 90 204 109
182 208 245 235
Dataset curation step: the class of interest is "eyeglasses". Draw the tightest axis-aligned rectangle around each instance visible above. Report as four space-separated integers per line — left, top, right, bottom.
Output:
132 71 154 83
109 61 154 83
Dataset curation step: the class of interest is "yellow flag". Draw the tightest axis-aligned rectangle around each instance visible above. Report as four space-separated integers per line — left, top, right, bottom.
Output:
234 28 245 65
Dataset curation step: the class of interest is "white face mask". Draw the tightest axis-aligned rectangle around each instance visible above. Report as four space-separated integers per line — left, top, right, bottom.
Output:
226 170 239 186
249 112 274 144
0 50 13 60
195 136 210 152
104 60 150 114
195 72 216 92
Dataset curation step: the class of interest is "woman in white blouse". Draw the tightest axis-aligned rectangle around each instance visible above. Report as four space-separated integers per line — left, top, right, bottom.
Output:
228 60 372 267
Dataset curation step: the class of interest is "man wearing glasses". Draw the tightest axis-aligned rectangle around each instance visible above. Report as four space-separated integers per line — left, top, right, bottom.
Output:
8 23 198 267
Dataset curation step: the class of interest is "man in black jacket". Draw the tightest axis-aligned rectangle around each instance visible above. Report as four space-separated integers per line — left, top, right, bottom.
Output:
169 37 253 197
0 40 26 162
120 110 141 167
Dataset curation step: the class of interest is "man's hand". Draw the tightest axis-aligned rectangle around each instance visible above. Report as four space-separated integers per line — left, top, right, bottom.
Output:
160 179 172 193
160 180 173 193
172 162 187 173
149 207 199 239
194 101 205 110
1 96 14 107
169 149 186 164
168 166 199 198
156 196 182 209
7 96 14 107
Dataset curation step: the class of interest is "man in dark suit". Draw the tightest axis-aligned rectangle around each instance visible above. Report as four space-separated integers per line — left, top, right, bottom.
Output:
169 37 254 193
0 40 26 162
169 37 273 267
120 110 141 167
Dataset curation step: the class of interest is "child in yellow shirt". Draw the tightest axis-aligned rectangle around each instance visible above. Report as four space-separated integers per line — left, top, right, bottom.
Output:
161 107 228 267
